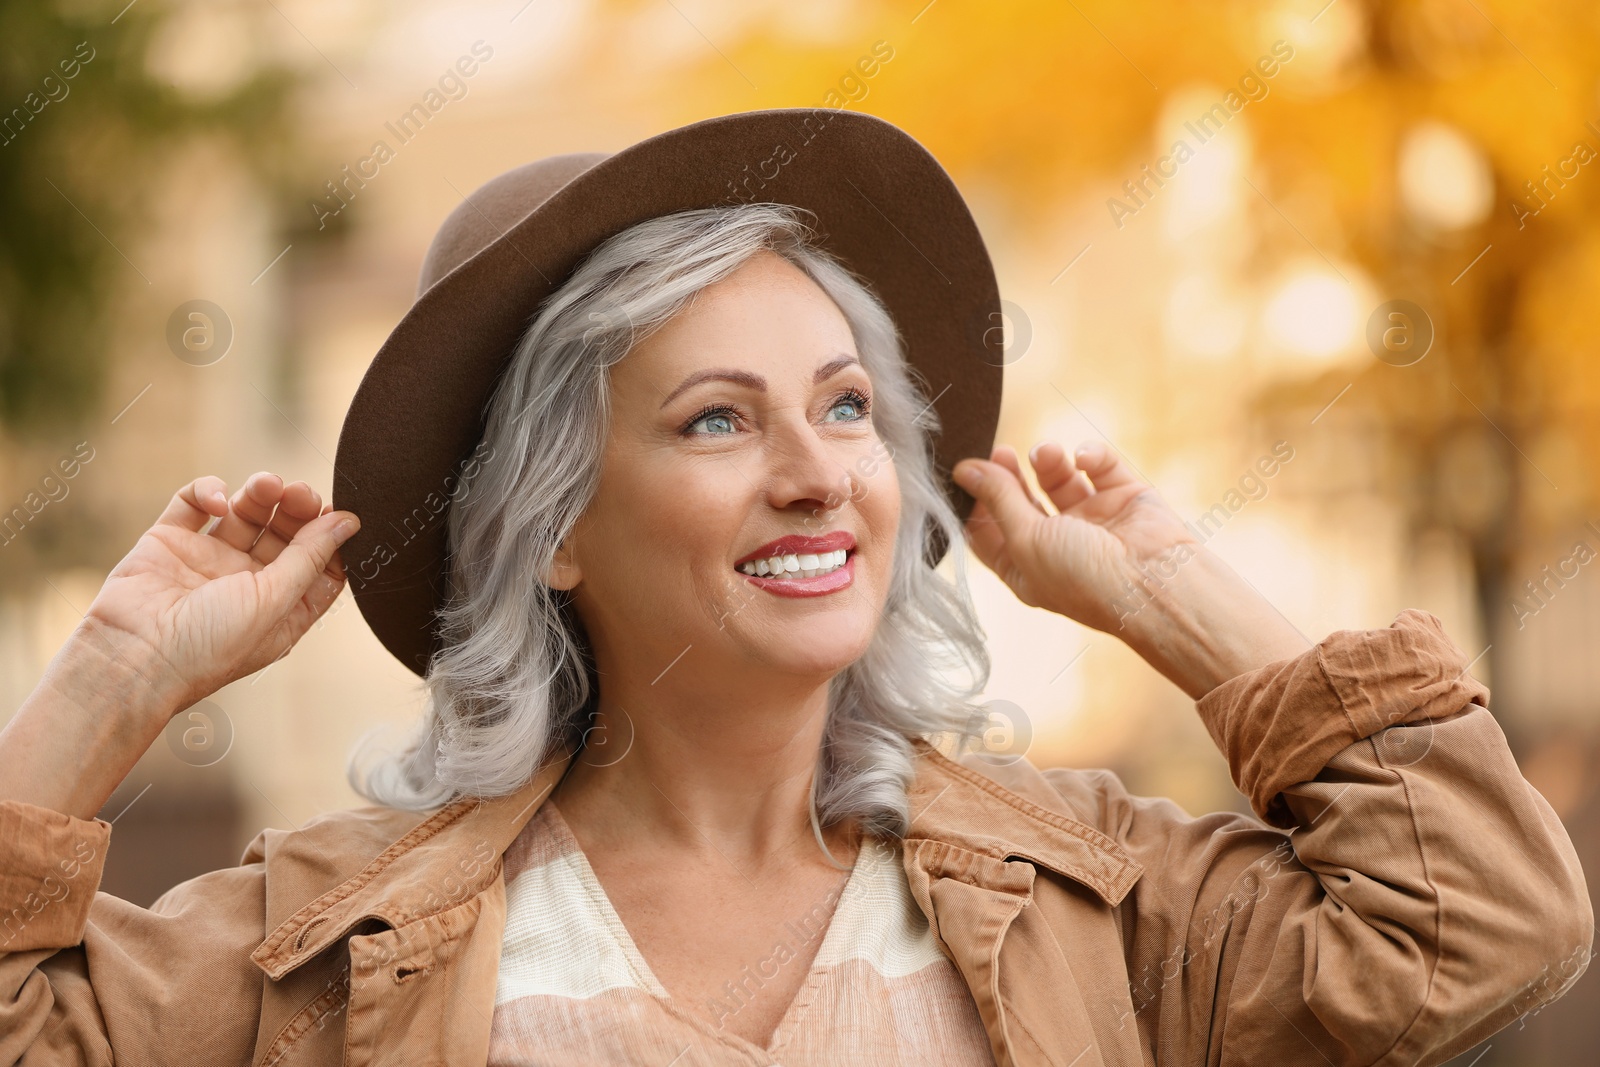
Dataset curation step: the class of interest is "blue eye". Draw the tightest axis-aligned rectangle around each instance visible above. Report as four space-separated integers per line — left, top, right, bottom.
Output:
688 412 736 438
824 387 872 422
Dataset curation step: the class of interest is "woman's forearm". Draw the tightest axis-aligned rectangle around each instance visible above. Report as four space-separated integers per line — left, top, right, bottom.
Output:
1117 545 1314 701
0 622 179 821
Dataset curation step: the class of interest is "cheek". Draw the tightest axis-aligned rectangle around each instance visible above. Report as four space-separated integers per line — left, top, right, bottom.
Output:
857 453 902 549
594 461 747 574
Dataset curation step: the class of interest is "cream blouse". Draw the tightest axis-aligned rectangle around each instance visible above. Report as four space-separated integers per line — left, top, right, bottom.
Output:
487 799 996 1065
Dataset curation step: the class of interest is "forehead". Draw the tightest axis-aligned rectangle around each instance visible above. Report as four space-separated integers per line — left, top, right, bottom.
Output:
612 251 858 396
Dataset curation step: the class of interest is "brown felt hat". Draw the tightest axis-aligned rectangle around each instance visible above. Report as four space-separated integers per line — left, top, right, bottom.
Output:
332 108 1004 678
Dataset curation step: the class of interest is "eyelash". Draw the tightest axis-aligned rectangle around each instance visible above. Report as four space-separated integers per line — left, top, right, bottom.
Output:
836 386 874 417
681 403 742 435
680 386 873 437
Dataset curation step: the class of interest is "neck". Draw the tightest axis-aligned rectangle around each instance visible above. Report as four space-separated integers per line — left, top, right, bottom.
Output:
551 665 857 868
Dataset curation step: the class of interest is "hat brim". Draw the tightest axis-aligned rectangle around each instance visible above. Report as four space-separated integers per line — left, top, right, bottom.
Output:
332 108 1004 678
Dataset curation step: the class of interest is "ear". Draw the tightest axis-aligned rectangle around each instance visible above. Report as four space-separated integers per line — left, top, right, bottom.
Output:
543 537 582 591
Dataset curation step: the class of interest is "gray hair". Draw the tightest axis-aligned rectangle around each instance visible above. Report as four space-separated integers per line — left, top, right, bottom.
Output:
349 201 991 837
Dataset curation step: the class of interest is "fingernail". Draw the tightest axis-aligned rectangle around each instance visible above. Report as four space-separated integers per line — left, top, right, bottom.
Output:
1029 443 1044 465
335 517 360 538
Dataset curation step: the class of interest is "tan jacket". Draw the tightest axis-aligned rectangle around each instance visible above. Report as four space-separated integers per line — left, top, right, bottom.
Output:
1 608 1591 1066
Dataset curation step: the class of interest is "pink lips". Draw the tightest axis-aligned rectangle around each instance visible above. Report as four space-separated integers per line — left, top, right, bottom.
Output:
735 530 856 599
733 530 856 568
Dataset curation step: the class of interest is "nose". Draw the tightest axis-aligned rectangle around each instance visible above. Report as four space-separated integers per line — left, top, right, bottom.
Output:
762 417 856 522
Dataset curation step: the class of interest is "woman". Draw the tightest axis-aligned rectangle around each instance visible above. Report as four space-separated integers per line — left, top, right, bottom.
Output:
0 109 1590 1066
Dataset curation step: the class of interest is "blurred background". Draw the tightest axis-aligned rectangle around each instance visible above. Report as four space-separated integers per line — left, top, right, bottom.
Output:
1 1 1596 1061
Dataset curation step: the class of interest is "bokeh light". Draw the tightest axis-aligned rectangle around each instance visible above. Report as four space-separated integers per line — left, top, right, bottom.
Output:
1260 265 1363 360
1399 120 1495 231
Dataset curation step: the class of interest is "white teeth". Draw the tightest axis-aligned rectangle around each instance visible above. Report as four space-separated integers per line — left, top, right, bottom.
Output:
737 548 850 578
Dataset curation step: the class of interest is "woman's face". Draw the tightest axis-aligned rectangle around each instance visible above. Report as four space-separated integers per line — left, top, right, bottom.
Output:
553 249 900 683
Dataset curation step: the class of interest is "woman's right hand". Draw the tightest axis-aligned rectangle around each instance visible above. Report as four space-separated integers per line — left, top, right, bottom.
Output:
80 472 361 720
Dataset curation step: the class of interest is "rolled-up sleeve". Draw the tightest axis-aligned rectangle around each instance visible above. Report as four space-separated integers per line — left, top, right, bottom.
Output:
0 799 267 1065
1101 608 1593 1066
0 803 109 955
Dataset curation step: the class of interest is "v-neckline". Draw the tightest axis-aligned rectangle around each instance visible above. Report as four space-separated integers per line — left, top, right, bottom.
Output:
541 797 873 1057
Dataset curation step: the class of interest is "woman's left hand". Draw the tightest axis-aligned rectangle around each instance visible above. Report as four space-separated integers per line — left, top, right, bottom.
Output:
951 440 1194 638
952 439 1314 698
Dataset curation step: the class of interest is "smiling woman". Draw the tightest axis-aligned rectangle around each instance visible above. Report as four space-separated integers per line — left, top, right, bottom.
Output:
0 109 1589 1067
351 203 990 853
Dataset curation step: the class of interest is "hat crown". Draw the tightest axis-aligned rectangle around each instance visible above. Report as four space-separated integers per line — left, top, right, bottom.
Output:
337 109 1002 678
416 152 609 297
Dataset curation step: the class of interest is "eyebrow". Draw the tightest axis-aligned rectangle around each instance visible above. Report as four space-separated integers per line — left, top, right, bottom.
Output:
657 355 861 409
819 355 857 383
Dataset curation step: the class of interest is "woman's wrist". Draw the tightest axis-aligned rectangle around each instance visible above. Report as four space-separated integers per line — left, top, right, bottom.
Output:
0 624 185 820
1115 545 1314 700
62 617 193 724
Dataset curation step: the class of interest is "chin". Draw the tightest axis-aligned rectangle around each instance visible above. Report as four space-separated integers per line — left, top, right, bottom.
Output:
749 622 876 676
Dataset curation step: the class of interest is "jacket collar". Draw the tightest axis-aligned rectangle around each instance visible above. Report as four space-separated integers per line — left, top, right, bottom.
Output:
901 737 1143 906
251 735 1142 979
251 744 578 979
